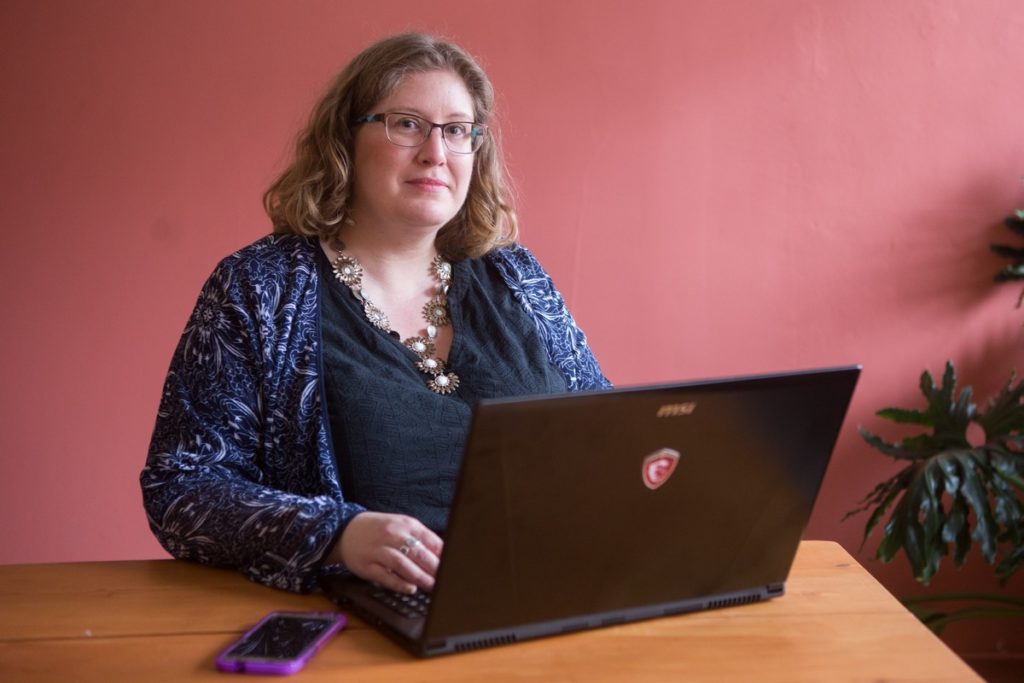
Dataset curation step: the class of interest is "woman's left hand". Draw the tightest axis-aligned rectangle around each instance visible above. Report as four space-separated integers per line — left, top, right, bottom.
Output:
327 511 444 594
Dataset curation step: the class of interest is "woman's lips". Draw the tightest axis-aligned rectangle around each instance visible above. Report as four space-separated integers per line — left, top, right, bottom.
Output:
407 178 447 190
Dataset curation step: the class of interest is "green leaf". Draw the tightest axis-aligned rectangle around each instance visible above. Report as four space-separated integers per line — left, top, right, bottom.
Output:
914 362 974 452
902 592 1024 607
920 368 936 398
998 522 1024 552
978 372 1024 439
991 244 1024 259
919 610 950 634
904 515 929 582
994 264 1024 281
878 496 908 563
952 386 977 423
956 452 999 563
993 468 1024 494
941 501 964 544
859 427 920 460
876 465 942 583
939 362 956 408
944 497 971 567
901 434 942 454
911 468 944 583
922 462 945 548
848 360 1024 587
996 536 1024 581
999 435 1024 450
917 606 1024 634
877 407 932 426
1005 213 1024 235
857 468 914 541
936 452 963 494
990 465 1023 529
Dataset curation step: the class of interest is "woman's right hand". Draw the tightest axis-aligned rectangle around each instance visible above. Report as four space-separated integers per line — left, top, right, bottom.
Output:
328 512 444 594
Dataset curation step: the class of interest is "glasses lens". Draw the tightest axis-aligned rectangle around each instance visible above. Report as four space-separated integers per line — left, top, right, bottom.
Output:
384 114 428 147
439 123 472 153
468 125 488 152
382 114 487 153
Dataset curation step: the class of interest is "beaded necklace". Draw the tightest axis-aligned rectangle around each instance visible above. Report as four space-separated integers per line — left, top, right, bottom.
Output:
330 244 459 395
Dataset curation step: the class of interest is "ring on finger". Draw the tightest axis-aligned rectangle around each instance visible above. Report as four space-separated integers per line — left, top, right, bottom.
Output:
398 536 421 557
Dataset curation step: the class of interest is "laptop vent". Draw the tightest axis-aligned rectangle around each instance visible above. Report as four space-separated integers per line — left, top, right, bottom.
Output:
454 633 518 652
706 593 763 610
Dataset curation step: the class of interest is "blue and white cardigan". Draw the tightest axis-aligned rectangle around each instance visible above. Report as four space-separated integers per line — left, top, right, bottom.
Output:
141 234 610 592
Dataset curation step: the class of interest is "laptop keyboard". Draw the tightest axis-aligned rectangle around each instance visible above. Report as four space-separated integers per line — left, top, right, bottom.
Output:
370 589 432 619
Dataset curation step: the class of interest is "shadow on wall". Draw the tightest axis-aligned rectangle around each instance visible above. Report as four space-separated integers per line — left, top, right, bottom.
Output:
891 176 1023 319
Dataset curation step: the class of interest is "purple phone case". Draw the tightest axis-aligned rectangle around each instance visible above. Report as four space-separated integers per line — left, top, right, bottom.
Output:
215 611 347 675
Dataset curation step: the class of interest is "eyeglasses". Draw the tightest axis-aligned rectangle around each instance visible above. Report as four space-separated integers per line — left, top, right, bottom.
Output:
355 112 488 154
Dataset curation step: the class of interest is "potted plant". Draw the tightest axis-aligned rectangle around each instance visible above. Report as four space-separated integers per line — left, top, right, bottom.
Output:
992 208 1024 307
847 204 1024 632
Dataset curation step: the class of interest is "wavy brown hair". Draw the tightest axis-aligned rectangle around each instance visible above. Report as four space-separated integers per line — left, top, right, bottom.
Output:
263 33 517 260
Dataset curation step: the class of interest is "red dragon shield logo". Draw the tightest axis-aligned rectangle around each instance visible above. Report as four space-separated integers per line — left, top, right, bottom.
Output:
642 448 681 490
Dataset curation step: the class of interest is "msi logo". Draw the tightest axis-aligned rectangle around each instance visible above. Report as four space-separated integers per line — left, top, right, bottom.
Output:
642 448 680 490
656 402 696 417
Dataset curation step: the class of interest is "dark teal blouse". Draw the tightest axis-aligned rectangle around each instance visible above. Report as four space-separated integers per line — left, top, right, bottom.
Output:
317 248 568 533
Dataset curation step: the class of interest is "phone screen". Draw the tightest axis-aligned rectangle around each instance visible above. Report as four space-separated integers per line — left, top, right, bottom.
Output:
217 612 346 674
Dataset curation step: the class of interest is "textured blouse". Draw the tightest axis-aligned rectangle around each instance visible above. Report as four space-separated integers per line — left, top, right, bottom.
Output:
318 248 568 533
141 234 610 592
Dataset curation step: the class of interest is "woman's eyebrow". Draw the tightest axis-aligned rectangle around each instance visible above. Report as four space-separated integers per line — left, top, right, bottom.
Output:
391 107 475 120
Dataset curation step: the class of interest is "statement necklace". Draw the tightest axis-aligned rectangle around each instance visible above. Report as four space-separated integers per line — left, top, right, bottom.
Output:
330 244 459 395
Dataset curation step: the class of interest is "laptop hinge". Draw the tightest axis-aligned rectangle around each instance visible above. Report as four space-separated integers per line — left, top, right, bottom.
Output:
425 640 447 653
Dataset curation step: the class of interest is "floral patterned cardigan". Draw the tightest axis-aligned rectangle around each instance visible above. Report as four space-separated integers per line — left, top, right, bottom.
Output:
141 234 610 592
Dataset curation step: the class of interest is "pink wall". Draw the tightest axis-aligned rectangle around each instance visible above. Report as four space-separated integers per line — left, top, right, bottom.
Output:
2 0 1022 662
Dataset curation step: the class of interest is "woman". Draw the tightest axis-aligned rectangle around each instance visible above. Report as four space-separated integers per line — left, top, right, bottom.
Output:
141 33 609 595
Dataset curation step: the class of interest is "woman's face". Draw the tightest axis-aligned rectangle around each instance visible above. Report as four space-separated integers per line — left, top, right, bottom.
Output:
349 70 477 239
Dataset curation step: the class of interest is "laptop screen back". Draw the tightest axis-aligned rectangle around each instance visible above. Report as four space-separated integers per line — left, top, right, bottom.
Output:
423 367 859 640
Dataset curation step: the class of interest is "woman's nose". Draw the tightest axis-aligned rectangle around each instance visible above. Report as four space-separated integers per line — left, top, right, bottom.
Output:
416 127 448 164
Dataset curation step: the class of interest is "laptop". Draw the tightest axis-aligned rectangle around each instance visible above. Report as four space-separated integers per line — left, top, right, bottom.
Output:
320 365 860 657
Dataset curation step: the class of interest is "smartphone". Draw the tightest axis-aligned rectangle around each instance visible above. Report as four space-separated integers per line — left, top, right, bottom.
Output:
215 611 346 675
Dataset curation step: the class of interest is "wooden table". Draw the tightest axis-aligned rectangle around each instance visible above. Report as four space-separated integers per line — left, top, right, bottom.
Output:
0 541 981 682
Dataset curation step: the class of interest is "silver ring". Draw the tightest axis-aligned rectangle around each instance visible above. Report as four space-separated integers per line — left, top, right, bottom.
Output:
399 536 421 556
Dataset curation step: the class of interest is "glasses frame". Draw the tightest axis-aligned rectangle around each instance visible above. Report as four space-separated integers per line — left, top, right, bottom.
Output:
355 112 488 155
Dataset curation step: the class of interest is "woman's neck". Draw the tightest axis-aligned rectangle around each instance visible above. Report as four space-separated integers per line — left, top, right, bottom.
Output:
321 227 439 298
